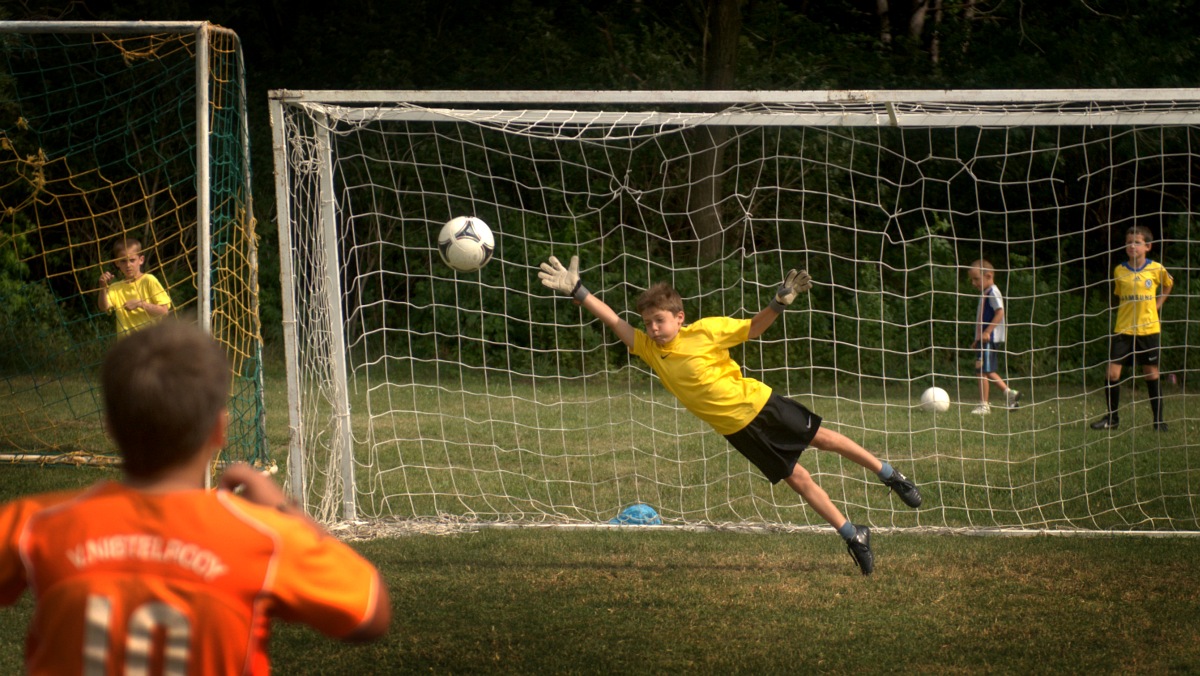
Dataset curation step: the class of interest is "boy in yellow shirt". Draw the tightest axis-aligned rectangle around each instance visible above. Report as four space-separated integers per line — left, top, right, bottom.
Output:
1091 226 1173 431
98 238 172 334
540 256 922 576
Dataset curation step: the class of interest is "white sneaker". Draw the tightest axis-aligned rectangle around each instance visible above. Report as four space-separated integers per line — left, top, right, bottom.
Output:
971 404 991 415
1006 390 1022 409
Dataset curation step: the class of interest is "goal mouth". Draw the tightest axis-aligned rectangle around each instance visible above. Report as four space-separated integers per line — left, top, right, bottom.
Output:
271 90 1200 534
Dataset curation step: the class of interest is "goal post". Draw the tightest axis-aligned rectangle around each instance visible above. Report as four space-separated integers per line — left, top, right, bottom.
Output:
271 89 1199 532
0 21 267 468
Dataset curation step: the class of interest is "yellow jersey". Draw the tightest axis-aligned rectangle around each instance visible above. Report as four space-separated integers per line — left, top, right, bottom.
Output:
104 273 172 334
0 481 381 675
631 317 772 435
1113 260 1172 336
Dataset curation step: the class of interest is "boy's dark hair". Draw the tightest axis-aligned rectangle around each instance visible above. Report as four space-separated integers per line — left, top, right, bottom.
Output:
1126 225 1154 243
101 320 230 478
112 238 142 257
636 282 684 316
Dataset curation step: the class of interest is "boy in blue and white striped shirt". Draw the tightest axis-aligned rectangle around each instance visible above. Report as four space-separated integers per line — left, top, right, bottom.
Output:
968 260 1020 414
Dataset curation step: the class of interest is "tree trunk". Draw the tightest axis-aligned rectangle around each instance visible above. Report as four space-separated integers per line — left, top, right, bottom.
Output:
930 0 943 64
688 0 743 263
908 0 928 41
961 0 977 55
876 0 892 45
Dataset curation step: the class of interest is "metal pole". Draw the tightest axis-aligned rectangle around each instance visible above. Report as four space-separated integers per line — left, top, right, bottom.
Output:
0 20 209 33
268 97 309 512
194 24 214 491
195 24 212 334
313 112 358 521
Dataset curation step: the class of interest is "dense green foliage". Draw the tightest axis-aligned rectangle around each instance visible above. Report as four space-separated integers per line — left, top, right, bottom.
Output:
0 228 74 371
11 0 1193 349
5 2 1199 349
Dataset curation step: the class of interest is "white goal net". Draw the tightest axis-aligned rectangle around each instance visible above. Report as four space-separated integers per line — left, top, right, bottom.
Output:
270 90 1199 533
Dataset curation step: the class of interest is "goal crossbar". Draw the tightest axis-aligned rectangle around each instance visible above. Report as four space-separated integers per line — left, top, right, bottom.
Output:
272 89 1200 127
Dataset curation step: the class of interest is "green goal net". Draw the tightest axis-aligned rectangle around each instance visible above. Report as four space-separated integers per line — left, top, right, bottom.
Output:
0 22 266 468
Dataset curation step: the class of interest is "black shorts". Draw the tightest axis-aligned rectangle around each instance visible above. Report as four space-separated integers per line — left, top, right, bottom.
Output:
723 393 822 484
1109 333 1160 368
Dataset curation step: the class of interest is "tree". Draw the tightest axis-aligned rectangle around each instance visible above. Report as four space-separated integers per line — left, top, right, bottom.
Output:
689 0 744 263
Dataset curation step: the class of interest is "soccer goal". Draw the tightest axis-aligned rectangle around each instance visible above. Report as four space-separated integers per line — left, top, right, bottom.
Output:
0 22 267 468
271 90 1199 533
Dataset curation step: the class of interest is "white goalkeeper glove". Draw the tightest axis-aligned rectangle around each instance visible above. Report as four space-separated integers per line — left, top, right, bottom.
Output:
768 268 812 313
538 255 590 303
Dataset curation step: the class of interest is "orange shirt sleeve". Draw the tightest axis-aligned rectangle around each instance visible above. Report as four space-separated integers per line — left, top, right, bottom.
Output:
0 491 82 605
231 500 381 638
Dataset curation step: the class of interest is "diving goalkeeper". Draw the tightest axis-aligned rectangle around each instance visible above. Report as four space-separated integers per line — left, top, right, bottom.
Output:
539 256 922 575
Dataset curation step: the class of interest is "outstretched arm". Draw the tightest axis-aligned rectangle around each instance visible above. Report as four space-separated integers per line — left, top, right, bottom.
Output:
748 306 780 339
749 268 811 339
581 293 635 348
539 255 635 348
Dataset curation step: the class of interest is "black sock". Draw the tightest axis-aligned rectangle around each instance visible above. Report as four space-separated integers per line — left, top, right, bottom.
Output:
1106 380 1121 419
1147 378 1163 422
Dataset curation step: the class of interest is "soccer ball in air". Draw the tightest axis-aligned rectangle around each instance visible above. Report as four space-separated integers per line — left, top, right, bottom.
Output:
437 216 494 272
920 387 951 413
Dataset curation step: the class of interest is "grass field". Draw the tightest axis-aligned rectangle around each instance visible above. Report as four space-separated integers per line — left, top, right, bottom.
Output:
282 367 1200 533
1 461 1198 674
2 367 1200 673
7 367 1198 532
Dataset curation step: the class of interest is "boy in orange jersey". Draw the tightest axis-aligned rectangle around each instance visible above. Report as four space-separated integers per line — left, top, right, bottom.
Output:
0 320 390 674
539 256 921 576
98 238 172 334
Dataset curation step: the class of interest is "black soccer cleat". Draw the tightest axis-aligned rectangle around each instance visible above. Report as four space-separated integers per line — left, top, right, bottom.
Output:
1153 421 1169 432
1090 415 1119 430
882 469 922 508
845 525 874 576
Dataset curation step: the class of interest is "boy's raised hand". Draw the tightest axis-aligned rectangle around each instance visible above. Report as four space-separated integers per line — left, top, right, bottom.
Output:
768 269 812 312
539 255 590 302
219 462 289 507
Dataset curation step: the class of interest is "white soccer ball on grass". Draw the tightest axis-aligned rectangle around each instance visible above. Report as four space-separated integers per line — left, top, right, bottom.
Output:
920 386 951 413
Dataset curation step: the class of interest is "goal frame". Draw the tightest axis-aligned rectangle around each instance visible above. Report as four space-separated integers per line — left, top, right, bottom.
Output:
270 89 1200 529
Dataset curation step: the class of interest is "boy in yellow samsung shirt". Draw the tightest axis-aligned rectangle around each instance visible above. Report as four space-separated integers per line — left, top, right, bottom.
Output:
98 238 172 334
1091 226 1174 431
540 256 922 576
